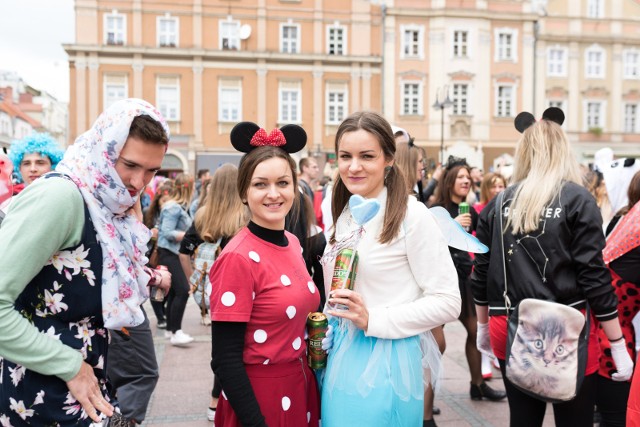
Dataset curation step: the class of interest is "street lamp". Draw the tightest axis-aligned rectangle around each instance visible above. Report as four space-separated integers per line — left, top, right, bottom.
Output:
432 86 453 165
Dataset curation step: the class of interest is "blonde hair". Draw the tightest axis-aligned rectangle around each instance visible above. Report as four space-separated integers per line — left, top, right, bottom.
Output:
508 120 582 234
395 141 421 194
194 164 248 242
479 172 506 204
169 173 194 207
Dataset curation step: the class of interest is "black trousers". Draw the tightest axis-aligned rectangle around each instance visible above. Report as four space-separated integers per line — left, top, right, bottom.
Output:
158 248 190 333
498 359 597 427
596 374 631 427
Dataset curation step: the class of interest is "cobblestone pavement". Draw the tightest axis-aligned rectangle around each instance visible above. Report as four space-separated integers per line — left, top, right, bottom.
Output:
141 298 556 426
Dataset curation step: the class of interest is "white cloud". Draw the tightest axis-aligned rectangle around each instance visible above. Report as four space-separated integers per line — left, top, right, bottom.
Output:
0 0 75 102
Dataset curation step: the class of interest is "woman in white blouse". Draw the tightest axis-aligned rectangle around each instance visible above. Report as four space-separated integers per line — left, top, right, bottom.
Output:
321 111 461 427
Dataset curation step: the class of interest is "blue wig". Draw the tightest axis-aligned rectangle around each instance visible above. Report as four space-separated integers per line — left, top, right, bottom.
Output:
8 133 65 182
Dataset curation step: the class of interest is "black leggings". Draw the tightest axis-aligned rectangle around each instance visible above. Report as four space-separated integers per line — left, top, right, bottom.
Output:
498 359 597 427
157 248 190 333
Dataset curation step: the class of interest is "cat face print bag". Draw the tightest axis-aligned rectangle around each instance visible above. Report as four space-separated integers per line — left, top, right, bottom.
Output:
496 192 590 403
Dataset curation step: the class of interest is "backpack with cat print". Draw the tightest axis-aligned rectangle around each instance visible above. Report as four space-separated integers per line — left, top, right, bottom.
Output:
495 191 589 403
190 239 222 315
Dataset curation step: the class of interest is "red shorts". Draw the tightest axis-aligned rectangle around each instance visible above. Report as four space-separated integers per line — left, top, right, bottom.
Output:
489 310 600 375
216 359 320 427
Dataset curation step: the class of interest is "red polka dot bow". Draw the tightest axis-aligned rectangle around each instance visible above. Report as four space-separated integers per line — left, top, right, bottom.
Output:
249 128 286 147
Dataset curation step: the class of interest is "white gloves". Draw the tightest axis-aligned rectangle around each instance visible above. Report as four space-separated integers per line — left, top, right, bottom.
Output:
476 322 493 358
611 339 634 382
321 324 334 353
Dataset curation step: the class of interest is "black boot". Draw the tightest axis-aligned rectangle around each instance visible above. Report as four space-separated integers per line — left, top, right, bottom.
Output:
469 381 507 401
423 419 437 427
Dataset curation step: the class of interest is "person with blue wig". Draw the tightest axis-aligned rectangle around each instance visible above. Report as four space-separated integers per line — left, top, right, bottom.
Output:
8 133 65 186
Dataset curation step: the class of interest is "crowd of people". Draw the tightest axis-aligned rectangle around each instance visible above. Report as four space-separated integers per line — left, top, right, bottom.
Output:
0 98 639 427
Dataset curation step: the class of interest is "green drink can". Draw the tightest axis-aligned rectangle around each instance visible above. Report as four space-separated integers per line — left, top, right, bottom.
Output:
458 202 470 231
307 312 328 369
330 248 359 310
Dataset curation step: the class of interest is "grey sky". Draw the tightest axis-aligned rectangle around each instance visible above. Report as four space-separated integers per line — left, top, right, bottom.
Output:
0 0 75 102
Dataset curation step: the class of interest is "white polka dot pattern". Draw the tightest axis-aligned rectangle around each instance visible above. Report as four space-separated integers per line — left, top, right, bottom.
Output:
249 251 260 262
252 292 255 300
286 306 296 319
282 396 291 411
222 390 227 400
254 329 267 343
263 359 270 365
221 292 236 307
307 412 311 423
307 281 315 293
292 337 302 350
281 275 291 286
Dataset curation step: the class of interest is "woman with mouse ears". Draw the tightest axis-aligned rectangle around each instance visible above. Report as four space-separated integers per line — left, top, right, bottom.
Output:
320 111 460 427
209 122 320 427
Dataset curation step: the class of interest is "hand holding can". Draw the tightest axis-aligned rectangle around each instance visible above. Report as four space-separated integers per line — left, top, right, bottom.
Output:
329 248 359 310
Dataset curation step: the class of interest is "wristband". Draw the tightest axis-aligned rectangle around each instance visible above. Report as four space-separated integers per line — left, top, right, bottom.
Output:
610 335 624 343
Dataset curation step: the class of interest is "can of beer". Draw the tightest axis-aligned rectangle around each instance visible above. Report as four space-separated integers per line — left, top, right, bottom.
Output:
150 265 168 302
458 202 470 231
307 312 328 369
330 248 359 310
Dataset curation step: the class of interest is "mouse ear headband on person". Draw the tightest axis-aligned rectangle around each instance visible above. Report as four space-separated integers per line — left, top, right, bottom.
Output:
230 121 307 154
514 107 565 133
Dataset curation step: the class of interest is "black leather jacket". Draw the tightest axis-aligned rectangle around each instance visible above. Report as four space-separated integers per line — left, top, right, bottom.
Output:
470 182 618 320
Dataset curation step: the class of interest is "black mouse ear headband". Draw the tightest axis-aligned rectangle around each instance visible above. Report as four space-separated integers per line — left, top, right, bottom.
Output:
230 122 307 154
514 107 565 133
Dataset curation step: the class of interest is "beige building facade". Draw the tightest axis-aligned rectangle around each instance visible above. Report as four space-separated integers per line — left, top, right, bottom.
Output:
65 0 640 173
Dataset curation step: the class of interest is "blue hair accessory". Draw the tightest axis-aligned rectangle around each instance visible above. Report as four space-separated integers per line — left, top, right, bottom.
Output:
8 133 64 182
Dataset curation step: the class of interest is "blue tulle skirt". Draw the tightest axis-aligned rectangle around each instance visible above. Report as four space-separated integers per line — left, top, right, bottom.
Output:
320 318 439 427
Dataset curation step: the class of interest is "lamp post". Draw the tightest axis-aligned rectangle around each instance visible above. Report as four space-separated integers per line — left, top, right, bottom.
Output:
432 86 453 165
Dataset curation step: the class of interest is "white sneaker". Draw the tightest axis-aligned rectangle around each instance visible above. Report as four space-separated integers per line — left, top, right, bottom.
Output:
171 329 194 346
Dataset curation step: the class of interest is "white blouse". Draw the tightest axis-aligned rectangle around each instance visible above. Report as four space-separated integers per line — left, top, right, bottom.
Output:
323 188 461 339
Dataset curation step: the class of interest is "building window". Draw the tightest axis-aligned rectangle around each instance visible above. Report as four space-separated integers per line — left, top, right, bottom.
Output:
327 24 345 55
281 23 300 54
452 84 468 115
496 85 514 117
453 30 468 58
218 80 242 122
156 76 180 121
401 25 424 59
279 82 301 123
623 50 640 79
220 19 240 50
548 100 565 110
624 104 638 133
326 84 348 124
547 47 567 76
103 74 128 110
585 45 605 78
585 101 604 130
587 0 603 18
157 15 178 47
401 82 421 115
105 11 126 45
495 29 517 62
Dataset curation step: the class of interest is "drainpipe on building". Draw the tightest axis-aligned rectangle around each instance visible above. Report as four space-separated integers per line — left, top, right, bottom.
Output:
380 3 387 109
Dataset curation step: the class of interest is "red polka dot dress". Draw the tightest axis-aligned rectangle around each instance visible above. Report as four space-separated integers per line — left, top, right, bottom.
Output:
210 227 320 427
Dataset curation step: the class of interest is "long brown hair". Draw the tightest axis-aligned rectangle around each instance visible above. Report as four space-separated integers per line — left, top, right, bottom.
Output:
434 164 471 208
237 145 300 226
144 180 174 228
194 164 248 242
331 111 408 244
395 141 421 194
